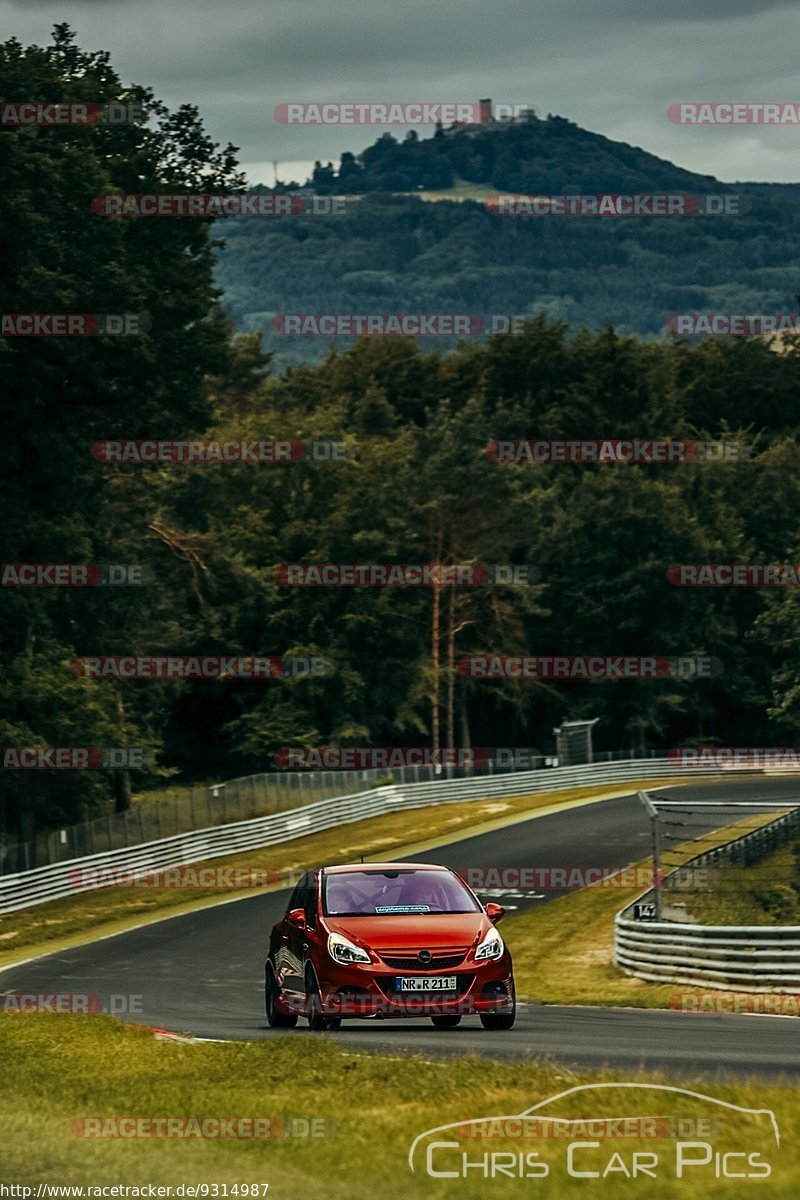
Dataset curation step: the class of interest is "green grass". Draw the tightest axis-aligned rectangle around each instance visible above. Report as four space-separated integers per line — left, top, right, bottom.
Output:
0 1018 795 1196
676 839 800 926
377 176 498 203
415 178 498 203
4 790 796 1193
1 781 676 968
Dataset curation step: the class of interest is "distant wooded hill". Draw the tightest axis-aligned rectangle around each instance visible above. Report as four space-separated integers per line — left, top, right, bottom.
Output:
214 114 800 368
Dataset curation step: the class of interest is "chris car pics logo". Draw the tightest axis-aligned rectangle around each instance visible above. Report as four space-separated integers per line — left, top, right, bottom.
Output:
408 1083 779 1181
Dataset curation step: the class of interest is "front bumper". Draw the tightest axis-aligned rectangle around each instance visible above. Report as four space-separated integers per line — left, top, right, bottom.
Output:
312 953 514 1019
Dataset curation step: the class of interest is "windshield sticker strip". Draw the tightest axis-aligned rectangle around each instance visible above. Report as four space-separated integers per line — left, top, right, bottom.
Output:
374 904 431 913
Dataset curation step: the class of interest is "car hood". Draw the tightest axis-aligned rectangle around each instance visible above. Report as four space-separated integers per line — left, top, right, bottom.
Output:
324 912 486 951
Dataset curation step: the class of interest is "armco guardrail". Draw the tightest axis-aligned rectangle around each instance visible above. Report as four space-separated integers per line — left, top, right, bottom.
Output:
1 767 406 873
0 748 657 873
615 806 800 992
0 757 711 914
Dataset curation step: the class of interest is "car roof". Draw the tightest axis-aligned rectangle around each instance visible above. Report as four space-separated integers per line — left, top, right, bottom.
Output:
322 862 452 874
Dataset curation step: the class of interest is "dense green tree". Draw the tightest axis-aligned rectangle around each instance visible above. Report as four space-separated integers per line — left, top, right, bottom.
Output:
0 24 243 847
5 28 800 859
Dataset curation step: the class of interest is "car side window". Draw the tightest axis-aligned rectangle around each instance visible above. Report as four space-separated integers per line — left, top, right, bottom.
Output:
286 873 308 915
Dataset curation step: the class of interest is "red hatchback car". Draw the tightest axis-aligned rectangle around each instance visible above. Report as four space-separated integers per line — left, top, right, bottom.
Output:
265 862 515 1031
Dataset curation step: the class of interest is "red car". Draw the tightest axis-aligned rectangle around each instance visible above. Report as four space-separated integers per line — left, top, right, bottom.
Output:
265 861 515 1031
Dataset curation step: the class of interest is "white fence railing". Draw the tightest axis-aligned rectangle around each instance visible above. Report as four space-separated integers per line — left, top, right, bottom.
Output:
0 757 710 914
615 806 800 992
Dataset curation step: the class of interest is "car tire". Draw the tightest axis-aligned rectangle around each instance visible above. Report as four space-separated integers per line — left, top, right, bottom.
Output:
430 1015 461 1028
305 967 342 1032
265 964 298 1028
479 982 516 1030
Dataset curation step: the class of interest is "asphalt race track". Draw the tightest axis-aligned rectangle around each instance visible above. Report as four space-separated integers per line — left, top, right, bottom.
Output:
3 777 800 1080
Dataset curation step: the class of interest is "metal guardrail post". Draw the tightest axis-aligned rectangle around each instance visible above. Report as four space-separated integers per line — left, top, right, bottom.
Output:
638 790 662 920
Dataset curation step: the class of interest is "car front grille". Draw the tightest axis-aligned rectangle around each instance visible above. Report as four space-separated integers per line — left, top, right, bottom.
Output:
378 949 468 970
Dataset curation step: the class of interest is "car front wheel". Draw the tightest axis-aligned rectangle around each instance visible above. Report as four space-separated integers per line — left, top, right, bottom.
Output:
479 982 516 1030
305 968 342 1032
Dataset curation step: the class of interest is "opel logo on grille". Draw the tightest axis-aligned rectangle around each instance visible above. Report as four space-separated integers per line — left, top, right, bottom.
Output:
417 949 432 965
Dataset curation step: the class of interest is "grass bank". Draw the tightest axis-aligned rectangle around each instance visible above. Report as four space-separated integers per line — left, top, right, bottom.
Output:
676 838 800 926
0 1018 794 1197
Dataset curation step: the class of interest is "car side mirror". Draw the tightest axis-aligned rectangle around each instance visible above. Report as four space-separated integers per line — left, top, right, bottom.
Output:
486 901 505 924
287 907 306 931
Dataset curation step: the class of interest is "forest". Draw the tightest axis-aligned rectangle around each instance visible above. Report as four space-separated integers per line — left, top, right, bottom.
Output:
3 28 800 849
216 115 800 368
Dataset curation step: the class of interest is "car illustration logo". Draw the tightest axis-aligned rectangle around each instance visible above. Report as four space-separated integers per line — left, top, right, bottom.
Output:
408 1083 780 1178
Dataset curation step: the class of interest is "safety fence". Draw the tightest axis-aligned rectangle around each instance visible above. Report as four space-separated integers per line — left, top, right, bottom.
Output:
615 805 800 991
0 748 659 873
1 769 392 874
0 755 708 914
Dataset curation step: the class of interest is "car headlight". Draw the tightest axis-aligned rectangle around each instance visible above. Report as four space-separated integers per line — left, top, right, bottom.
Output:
328 932 371 965
475 927 505 961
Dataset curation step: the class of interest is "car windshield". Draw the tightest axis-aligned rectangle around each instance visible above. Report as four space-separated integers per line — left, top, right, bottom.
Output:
323 869 479 916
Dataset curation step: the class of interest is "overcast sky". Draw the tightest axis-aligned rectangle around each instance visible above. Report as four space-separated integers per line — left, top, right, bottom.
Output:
3 0 800 186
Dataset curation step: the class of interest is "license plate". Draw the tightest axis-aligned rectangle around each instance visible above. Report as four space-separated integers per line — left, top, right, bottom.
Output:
396 975 457 992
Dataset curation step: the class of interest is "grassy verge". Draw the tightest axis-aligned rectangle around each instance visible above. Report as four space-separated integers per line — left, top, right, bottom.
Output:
507 811 787 1010
0 781 681 968
0 1018 795 1196
677 838 800 926
415 179 497 203
382 178 498 203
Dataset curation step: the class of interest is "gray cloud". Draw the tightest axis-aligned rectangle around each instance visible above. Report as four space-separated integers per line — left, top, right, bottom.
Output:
2 0 799 183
